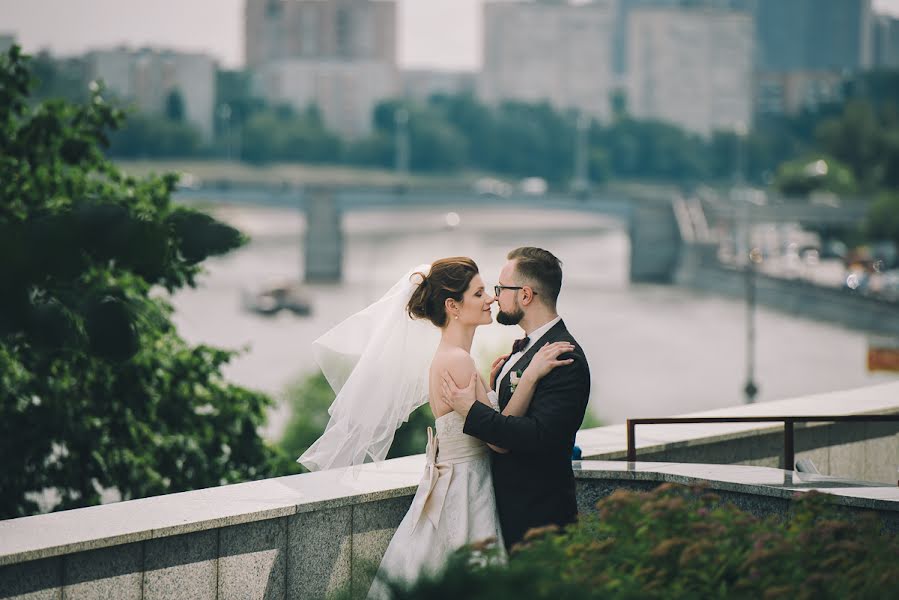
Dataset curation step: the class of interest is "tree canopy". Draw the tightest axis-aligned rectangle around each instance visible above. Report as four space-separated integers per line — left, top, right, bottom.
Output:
0 46 283 519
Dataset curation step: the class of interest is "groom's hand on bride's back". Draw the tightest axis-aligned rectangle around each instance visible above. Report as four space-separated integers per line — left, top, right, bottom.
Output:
440 370 478 418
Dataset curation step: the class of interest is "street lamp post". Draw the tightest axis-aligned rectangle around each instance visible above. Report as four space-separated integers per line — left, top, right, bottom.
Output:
733 121 759 404
744 248 760 403
394 107 410 179
573 113 590 198
218 103 232 162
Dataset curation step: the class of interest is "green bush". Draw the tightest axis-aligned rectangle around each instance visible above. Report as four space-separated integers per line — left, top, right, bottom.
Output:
384 483 898 599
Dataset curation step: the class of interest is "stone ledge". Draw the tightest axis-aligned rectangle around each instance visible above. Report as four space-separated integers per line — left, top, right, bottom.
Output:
0 456 424 567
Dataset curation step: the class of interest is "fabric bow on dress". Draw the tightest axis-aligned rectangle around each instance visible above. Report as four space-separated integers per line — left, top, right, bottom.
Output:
408 426 453 532
407 424 487 533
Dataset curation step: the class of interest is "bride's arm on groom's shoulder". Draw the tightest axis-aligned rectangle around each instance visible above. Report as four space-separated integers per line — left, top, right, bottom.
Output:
462 351 590 455
502 342 575 418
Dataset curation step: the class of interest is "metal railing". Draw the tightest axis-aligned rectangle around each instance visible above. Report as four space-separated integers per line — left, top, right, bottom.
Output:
626 415 899 468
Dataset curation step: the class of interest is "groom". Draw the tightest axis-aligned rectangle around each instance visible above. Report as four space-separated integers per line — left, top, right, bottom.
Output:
441 246 591 550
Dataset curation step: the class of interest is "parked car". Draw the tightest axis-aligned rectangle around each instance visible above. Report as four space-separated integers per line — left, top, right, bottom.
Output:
519 177 548 195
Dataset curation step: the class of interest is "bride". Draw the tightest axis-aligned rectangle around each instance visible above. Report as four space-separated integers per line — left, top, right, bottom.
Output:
298 258 574 594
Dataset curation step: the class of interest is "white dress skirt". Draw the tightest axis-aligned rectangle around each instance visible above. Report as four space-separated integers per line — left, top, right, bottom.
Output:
368 410 505 597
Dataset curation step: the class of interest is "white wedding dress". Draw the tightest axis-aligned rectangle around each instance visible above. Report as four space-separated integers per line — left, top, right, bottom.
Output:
368 410 505 597
294 264 506 596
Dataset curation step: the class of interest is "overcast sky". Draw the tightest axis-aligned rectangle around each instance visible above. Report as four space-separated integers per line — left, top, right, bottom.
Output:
2 0 898 71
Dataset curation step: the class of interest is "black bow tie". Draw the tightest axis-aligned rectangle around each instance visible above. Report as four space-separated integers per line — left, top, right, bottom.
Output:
511 336 530 354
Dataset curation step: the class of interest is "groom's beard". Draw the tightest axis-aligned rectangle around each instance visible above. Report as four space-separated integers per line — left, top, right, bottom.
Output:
496 305 524 326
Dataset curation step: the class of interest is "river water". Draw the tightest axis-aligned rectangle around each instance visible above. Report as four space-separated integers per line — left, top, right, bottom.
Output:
168 203 897 440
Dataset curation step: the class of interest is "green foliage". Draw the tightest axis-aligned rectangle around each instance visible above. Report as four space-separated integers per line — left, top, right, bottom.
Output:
389 484 898 599
865 193 899 247
0 46 281 519
107 112 204 158
774 156 856 197
240 107 343 164
815 101 884 189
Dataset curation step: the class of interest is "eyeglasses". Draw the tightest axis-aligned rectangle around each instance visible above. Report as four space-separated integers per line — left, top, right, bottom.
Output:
494 285 536 296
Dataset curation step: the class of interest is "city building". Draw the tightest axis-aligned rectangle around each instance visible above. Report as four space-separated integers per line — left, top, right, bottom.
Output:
480 0 619 122
254 59 398 138
751 0 872 115
86 48 216 141
245 0 396 68
626 5 753 136
612 0 753 75
873 13 899 68
753 0 872 73
754 70 846 116
245 0 398 138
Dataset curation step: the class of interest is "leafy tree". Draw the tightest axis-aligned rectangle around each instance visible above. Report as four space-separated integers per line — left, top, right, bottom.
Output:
815 100 883 188
239 107 342 164
865 193 899 248
107 112 204 158
0 46 282 519
774 156 857 197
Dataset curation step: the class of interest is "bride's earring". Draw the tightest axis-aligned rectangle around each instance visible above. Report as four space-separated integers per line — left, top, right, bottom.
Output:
454 315 459 320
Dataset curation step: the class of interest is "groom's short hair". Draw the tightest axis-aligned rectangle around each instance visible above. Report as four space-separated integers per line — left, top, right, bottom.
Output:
508 247 562 309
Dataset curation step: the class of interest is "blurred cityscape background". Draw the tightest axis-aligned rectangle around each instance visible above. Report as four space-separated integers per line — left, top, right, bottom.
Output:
3 0 899 512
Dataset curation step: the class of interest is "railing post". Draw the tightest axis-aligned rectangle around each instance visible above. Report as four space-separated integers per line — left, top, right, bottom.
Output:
627 419 636 462
783 419 794 471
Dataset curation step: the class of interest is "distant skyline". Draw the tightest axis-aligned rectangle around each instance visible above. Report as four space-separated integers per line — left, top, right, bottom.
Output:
2 0 898 70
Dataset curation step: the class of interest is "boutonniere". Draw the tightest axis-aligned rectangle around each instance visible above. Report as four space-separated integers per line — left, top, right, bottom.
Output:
509 370 523 394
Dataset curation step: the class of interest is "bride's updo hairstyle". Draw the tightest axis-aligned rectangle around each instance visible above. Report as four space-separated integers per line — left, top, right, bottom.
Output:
407 257 479 327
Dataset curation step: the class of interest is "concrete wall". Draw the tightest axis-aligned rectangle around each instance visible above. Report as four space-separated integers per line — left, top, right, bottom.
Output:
0 495 411 600
3 460 897 600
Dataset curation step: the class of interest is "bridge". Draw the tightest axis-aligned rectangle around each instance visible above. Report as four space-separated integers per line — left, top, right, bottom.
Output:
174 184 869 284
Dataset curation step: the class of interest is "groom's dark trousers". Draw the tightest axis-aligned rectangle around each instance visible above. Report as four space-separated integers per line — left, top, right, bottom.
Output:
463 319 591 551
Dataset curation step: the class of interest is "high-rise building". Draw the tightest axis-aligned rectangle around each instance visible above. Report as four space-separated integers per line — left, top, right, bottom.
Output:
245 0 396 68
245 0 398 138
873 13 899 68
87 49 216 141
750 0 872 116
480 0 619 121
754 0 872 73
613 0 752 75
626 5 754 135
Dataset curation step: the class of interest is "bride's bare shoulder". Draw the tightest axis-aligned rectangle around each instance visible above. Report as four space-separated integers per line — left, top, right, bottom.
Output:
430 346 475 381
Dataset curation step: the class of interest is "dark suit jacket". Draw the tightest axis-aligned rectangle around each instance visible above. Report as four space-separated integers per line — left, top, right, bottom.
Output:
463 319 591 550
